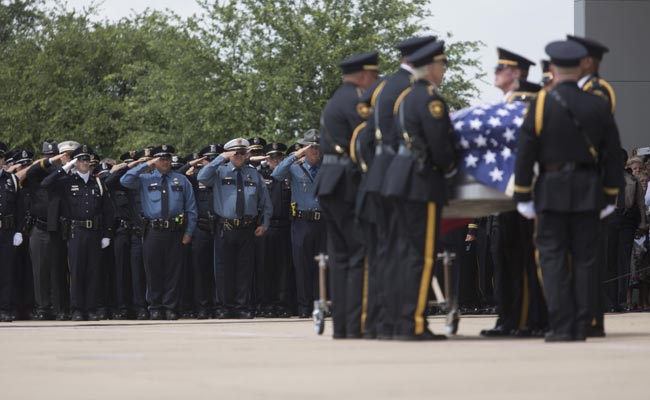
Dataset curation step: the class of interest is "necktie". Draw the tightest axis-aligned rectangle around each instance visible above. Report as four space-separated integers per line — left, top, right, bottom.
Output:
309 164 318 179
236 170 244 218
161 175 169 219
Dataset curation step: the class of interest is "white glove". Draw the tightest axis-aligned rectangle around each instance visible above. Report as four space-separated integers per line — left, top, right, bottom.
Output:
62 158 78 173
516 201 536 220
12 232 23 247
600 204 616 220
101 238 111 249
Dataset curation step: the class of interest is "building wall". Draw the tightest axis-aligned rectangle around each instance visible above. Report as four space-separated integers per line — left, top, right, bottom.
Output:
575 0 650 151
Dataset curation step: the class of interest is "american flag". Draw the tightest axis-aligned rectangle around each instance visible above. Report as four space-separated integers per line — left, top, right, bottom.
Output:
451 101 527 193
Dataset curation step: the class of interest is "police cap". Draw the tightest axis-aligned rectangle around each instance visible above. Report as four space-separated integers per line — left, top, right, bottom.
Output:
72 145 93 161
545 40 588 68
224 138 250 151
567 35 609 60
247 137 267 151
42 140 58 156
152 144 175 158
338 51 379 74
58 141 81 154
264 142 287 156
396 36 437 57
496 47 535 73
407 40 446 68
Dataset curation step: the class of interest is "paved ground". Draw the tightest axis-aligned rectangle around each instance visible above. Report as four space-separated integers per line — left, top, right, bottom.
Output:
1 313 649 400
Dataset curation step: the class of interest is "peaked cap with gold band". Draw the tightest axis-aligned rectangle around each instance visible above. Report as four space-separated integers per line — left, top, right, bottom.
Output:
263 142 287 156
338 51 379 74
224 138 250 151
151 144 175 157
406 40 446 68
496 47 535 75
395 35 437 57
566 35 609 60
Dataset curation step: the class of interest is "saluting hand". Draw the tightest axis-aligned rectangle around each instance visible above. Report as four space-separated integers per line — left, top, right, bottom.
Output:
220 151 235 160
294 145 311 159
189 156 207 167
110 163 128 173
146 157 160 168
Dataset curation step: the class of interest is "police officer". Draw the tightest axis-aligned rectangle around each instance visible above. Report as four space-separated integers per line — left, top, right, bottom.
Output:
272 132 325 318
41 145 113 321
120 145 197 320
198 138 272 319
0 142 24 322
541 60 554 89
254 142 293 318
315 51 378 338
382 40 457 340
514 40 623 342
567 35 616 114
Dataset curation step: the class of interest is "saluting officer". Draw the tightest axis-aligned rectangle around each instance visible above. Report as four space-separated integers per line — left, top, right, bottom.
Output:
198 138 272 319
120 145 197 320
315 51 378 339
513 40 623 342
41 145 113 321
382 40 457 340
272 131 325 318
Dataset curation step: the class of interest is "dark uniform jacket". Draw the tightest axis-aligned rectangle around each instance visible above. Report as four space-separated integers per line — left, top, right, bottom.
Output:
382 80 457 204
581 73 616 114
314 82 364 202
513 80 623 211
23 159 63 232
105 167 143 229
259 165 291 223
0 170 23 232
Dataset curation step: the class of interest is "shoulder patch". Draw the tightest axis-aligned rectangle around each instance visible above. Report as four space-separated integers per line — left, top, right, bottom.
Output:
428 100 445 119
356 103 371 119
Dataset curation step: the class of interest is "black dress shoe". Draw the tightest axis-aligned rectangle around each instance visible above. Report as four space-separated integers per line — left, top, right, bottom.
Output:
87 312 100 321
96 310 108 320
165 311 179 320
480 325 514 337
71 311 85 321
136 310 150 320
56 312 70 321
297 312 310 319
150 310 164 320
0 312 13 322
395 330 447 341
181 311 195 319
196 310 210 320
213 309 231 319
544 332 575 342
235 310 254 319
587 326 606 338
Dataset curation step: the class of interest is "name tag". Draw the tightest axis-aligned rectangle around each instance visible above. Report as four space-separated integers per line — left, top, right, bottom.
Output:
221 177 234 185
171 185 183 192
148 183 160 191
71 185 79 192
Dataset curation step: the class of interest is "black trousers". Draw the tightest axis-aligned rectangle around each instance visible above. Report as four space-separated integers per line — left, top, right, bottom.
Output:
319 195 365 338
214 225 255 311
191 227 215 312
475 217 495 306
113 228 135 313
291 218 327 313
360 217 380 337
67 227 102 313
394 200 441 338
258 223 292 310
381 196 402 338
0 230 15 313
519 218 548 332
142 228 184 312
536 211 599 338
129 230 146 312
29 227 68 315
606 214 638 306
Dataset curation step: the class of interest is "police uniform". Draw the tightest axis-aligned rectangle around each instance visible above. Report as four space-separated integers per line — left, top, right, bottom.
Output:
0 142 24 322
567 35 616 114
120 145 198 320
254 142 293 318
41 145 114 321
314 51 378 338
514 40 623 341
93 161 116 320
382 41 457 340
272 133 326 318
197 138 272 319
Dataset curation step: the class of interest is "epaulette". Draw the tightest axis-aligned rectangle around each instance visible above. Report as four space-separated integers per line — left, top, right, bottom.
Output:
583 76 616 113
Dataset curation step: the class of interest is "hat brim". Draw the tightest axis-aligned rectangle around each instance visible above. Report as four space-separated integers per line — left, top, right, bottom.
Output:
297 140 320 146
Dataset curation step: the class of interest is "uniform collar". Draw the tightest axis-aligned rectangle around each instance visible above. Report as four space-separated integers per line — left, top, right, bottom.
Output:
502 89 514 102
578 74 592 89
76 170 90 183
399 63 414 74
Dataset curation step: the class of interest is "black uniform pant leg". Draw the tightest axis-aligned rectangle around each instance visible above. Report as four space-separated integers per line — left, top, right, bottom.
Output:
520 218 548 331
29 227 53 313
234 228 255 312
52 234 70 314
361 218 379 338
191 228 214 313
395 201 440 338
213 226 229 311
536 211 574 336
130 231 147 312
381 196 402 338
0 230 14 313
113 229 133 313
85 230 102 313
143 229 165 311
372 194 390 336
253 234 265 312
263 225 291 310
476 218 495 306
67 228 86 313
570 212 600 338
162 231 184 312
491 212 523 330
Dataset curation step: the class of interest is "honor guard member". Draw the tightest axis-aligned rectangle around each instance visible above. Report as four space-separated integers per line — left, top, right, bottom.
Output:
383 40 457 340
314 51 378 338
567 35 616 114
272 131 326 318
184 145 222 319
514 40 623 341
198 138 272 319
120 145 197 320
41 145 114 321
255 142 293 318
0 142 25 322
541 60 554 89
568 34 616 337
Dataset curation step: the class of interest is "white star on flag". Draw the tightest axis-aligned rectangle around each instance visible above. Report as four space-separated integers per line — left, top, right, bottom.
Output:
502 127 516 142
505 103 518 110
460 137 470 149
488 116 502 127
500 147 512 160
454 120 464 130
474 134 487 147
490 138 498 147
513 116 524 127
469 118 483 130
472 109 486 115
483 150 496 164
496 108 510 117
489 167 504 182
465 153 479 168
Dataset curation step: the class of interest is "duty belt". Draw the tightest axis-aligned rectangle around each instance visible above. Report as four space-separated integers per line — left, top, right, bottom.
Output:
269 218 290 227
294 210 322 221
322 154 350 165
69 217 101 230
33 218 48 231
118 219 134 230
197 217 216 233
147 218 184 231
0 214 15 230
542 162 598 173
220 217 256 230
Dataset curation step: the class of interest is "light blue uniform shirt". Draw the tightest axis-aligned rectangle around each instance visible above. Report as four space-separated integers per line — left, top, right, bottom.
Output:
271 154 321 211
120 163 198 235
197 156 273 229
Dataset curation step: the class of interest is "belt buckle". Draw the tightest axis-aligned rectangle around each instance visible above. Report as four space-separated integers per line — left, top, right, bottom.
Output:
163 220 170 229
85 220 93 229
233 219 240 227
313 211 321 221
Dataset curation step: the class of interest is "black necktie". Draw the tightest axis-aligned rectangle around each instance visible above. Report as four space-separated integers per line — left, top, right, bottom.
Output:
161 175 169 219
236 170 244 218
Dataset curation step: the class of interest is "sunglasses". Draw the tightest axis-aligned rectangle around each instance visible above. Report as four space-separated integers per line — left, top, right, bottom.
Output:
234 150 247 156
